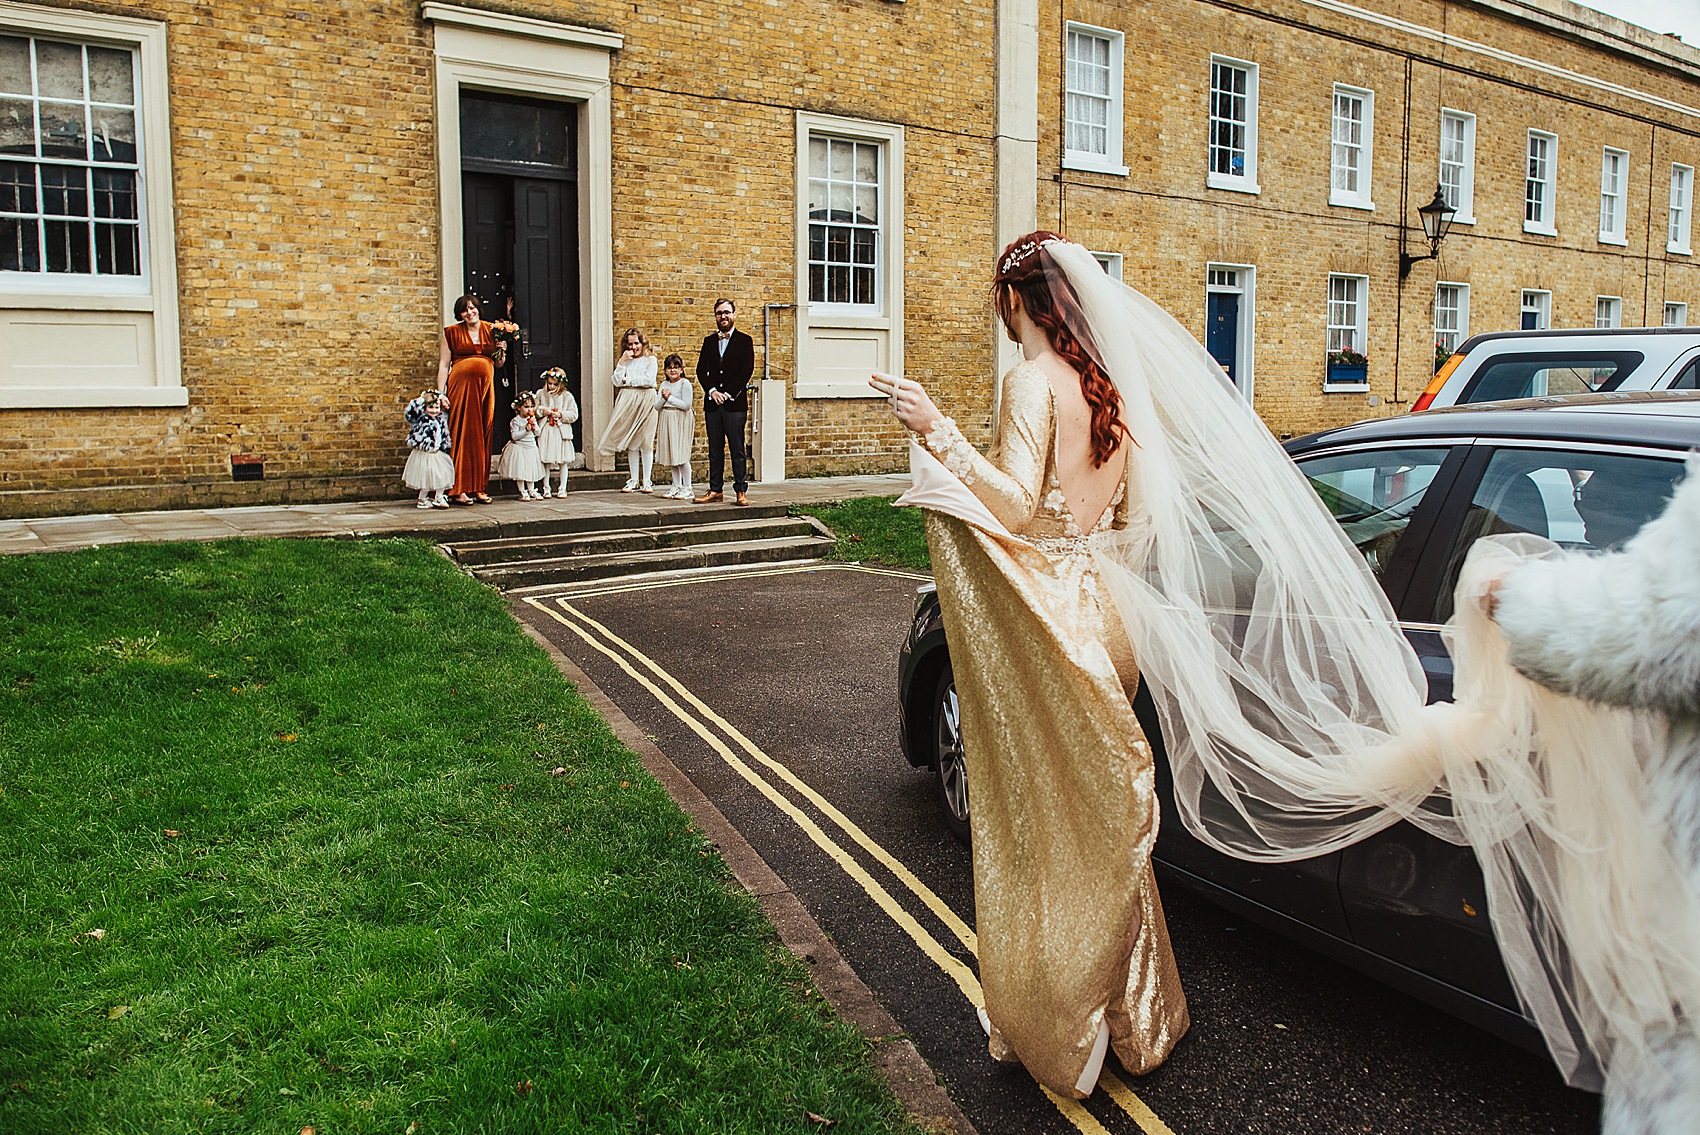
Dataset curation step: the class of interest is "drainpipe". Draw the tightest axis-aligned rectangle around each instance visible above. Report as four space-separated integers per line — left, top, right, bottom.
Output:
755 303 796 483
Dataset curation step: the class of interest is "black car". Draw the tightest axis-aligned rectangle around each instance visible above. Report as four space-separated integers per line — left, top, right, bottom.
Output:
896 390 1700 1059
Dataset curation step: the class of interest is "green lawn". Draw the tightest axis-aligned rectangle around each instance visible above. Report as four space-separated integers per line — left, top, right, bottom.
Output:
795 498 931 572
0 539 912 1134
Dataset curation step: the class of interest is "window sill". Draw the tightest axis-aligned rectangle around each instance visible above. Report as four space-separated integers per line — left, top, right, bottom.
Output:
1449 214 1476 226
1668 243 1692 257
1523 221 1557 237
805 308 890 330
1598 234 1628 247
1207 173 1260 195
0 386 189 409
1063 154 1130 177
1322 382 1371 394
1328 194 1374 211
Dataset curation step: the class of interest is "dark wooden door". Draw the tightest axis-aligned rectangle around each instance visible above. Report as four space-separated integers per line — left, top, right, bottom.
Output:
512 177 581 453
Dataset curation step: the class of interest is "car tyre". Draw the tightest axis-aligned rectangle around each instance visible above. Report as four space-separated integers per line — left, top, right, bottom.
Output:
932 663 970 843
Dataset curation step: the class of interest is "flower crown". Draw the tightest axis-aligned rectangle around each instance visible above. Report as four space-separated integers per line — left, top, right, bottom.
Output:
998 238 1047 277
419 389 442 406
540 367 567 384
511 393 535 411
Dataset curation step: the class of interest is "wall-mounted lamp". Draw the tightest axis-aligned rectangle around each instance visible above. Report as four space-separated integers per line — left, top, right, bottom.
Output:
1398 185 1459 280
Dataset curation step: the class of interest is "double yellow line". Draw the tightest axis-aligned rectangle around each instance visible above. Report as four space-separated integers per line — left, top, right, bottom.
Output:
523 564 1176 1135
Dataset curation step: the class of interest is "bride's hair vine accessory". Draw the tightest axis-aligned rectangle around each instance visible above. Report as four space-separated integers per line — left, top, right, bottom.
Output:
998 237 1043 277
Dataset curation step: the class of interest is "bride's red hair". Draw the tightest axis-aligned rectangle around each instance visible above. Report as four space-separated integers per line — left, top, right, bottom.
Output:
993 231 1129 467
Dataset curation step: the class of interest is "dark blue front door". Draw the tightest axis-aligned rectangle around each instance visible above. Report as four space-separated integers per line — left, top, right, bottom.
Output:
1207 292 1240 382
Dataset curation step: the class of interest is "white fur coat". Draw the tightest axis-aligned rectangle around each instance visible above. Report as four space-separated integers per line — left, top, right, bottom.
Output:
1494 453 1700 1135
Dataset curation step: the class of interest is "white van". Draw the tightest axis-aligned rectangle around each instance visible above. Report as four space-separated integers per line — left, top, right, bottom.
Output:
1412 327 1700 411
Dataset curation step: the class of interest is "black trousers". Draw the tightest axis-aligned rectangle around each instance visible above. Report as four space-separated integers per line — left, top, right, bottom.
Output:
703 405 748 493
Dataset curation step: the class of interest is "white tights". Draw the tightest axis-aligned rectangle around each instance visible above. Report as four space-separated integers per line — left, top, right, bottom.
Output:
626 447 654 489
669 463 691 493
543 464 567 494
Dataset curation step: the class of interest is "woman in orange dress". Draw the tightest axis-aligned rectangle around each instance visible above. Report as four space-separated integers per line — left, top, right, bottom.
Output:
437 293 498 504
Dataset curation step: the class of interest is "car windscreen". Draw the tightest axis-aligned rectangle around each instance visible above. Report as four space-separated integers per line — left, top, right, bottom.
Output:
1454 351 1644 404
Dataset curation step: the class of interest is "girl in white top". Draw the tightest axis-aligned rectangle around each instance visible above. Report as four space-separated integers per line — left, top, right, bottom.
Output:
597 327 660 493
499 392 546 499
653 352 696 499
534 367 579 497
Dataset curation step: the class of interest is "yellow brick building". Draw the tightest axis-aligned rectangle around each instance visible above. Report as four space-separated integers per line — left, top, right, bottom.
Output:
2 0 1696 516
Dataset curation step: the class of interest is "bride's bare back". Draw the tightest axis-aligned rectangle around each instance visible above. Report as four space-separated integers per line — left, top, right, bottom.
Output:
1033 350 1127 532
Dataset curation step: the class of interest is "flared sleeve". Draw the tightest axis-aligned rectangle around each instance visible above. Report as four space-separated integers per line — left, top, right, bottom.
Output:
921 362 1050 533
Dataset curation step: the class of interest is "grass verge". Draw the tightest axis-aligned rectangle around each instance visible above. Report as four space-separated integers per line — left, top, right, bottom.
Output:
794 498 931 572
0 538 912 1134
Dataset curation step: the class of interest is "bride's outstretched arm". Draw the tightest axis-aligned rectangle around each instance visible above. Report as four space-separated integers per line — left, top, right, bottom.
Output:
872 369 1048 532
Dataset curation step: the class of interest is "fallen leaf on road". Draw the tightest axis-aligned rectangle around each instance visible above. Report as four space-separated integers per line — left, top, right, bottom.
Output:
1273 1023 1288 1030
805 1112 836 1127
106 1005 128 1019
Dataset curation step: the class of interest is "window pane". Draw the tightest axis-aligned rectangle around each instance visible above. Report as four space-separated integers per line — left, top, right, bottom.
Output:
90 106 134 163
854 184 876 224
44 217 89 272
827 225 850 261
92 167 136 219
853 266 874 305
87 46 133 105
854 142 878 184
1433 451 1685 622
38 101 85 159
828 264 849 303
808 136 827 180
808 223 826 261
0 216 38 271
93 220 139 275
808 263 825 303
852 227 875 264
828 180 851 218
1300 447 1449 586
0 97 35 155
0 159 34 211
40 164 86 215
0 36 27 96
35 40 82 100
829 138 853 180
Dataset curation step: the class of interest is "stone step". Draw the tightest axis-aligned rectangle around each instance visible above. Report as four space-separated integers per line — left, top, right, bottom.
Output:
429 502 796 553
449 515 819 566
472 533 833 589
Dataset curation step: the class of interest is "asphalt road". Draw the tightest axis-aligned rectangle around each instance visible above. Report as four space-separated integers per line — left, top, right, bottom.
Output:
514 563 1599 1135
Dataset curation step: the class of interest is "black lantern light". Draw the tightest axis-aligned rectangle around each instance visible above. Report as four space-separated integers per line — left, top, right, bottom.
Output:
1399 185 1459 279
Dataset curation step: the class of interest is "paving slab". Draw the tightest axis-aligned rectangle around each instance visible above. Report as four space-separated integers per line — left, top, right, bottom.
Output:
0 473 911 555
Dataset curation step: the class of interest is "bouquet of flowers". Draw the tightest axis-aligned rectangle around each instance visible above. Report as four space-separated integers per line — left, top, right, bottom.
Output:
488 320 521 368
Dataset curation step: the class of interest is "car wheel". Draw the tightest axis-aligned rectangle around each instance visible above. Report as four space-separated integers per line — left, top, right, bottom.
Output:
933 664 970 843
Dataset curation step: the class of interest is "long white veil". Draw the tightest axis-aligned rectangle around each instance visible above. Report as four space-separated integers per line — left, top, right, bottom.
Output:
908 238 1700 1100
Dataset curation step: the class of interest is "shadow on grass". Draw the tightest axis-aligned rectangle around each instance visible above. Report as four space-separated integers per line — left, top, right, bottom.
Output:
0 538 912 1134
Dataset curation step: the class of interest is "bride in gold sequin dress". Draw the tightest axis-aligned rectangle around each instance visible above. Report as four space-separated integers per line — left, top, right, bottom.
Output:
878 233 1700 1130
872 232 1189 1098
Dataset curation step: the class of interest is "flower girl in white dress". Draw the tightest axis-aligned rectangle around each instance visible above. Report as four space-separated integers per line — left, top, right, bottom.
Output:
654 353 696 499
534 367 579 497
499 392 546 500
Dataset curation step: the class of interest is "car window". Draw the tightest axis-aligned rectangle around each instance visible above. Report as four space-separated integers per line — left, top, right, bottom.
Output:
1429 449 1686 622
1456 351 1644 404
1672 358 1699 390
1299 448 1449 588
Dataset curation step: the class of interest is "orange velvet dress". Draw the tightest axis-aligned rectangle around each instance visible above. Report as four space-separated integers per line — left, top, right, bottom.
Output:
444 323 497 496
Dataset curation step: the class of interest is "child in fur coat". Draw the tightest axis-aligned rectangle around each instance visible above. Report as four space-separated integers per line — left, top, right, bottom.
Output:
402 389 454 508
1489 455 1700 1135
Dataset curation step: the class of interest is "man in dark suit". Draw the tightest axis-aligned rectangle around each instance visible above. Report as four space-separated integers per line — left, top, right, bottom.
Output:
694 297 756 505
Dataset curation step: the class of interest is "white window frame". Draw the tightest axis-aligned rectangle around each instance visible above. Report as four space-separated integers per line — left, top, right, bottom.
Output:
1598 147 1628 246
1521 288 1552 331
1525 130 1557 236
793 110 903 400
1434 281 1470 356
1329 84 1374 210
1063 23 1127 176
1207 55 1259 195
803 134 885 315
1595 295 1622 328
1090 250 1123 281
1438 108 1476 225
0 3 181 407
1324 273 1369 392
1669 164 1693 255
1664 301 1687 327
1205 262 1256 402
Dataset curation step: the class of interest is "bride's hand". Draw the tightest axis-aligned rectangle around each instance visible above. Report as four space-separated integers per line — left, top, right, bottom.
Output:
870 372 943 435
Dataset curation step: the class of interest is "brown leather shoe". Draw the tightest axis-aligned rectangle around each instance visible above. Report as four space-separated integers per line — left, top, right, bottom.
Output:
693 491 723 503
735 491 750 506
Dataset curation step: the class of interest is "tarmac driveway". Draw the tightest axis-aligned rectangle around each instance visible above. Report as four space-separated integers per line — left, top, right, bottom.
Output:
514 562 1599 1135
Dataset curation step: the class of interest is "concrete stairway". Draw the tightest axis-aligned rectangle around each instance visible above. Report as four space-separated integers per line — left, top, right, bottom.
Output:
443 503 835 589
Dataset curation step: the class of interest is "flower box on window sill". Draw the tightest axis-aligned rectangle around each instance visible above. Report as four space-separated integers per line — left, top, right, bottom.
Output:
1326 362 1368 386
